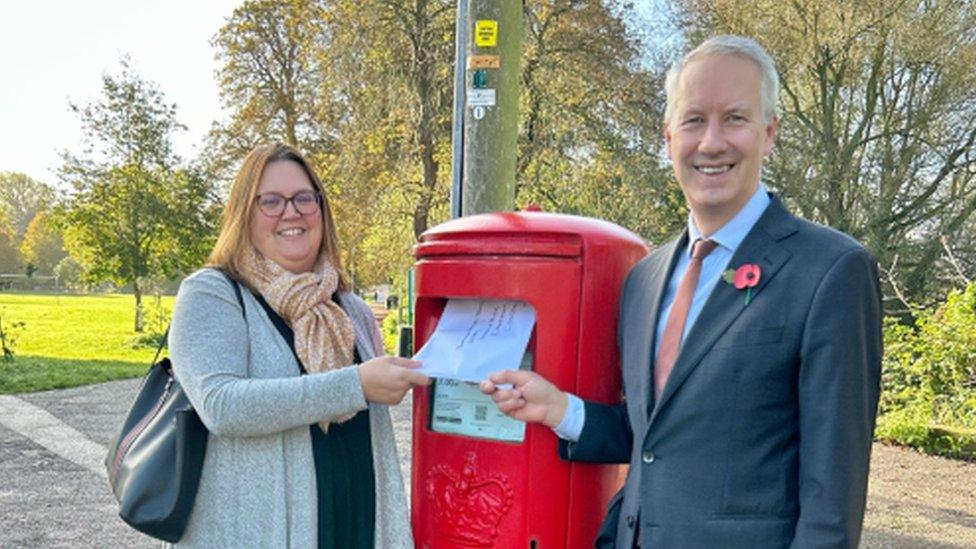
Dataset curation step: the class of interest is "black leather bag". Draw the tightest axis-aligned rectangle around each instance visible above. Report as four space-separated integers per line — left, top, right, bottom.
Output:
105 272 244 542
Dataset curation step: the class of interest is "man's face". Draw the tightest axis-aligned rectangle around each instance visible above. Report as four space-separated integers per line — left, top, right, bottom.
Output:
664 54 777 232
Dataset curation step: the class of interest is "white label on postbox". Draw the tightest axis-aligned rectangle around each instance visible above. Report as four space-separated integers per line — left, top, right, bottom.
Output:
430 351 532 443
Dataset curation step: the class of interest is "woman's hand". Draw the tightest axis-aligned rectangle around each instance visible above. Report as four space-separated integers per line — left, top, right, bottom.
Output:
357 356 430 405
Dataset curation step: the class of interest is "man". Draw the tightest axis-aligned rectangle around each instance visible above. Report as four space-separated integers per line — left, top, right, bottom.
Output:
481 35 882 548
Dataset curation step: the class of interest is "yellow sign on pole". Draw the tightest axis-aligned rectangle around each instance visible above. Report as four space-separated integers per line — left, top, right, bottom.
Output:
474 20 498 47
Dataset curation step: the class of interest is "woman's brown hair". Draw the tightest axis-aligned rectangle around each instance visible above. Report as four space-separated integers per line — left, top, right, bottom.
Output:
206 142 349 291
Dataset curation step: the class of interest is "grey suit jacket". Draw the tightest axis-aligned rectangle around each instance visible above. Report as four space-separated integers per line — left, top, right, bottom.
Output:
560 196 882 548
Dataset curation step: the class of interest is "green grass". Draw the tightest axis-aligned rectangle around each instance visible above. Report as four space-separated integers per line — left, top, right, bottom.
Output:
0 293 172 394
0 356 148 393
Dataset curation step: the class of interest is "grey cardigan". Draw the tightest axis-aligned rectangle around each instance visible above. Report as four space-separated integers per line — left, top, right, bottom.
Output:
168 268 412 548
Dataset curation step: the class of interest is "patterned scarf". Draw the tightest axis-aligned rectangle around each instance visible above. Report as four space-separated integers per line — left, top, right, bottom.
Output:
239 247 357 430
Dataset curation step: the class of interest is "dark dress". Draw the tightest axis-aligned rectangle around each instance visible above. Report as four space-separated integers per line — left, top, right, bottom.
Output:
253 293 376 549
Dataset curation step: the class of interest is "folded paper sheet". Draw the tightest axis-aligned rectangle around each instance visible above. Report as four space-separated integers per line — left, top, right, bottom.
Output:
413 299 536 383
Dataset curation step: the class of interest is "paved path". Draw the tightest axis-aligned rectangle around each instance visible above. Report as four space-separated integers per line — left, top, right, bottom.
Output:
0 379 973 548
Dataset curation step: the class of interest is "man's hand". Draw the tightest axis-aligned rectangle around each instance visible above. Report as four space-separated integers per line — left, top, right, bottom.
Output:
479 370 567 428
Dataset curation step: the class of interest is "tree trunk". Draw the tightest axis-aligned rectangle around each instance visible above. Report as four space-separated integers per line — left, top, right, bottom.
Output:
133 278 144 333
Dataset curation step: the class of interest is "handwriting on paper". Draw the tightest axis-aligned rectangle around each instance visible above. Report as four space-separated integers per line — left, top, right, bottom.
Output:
413 299 535 383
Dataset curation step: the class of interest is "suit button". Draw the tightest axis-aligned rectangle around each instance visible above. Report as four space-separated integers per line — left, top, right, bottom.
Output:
641 451 655 464
626 515 636 527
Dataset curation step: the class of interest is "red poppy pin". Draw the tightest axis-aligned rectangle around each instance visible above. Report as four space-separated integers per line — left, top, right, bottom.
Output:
722 263 761 305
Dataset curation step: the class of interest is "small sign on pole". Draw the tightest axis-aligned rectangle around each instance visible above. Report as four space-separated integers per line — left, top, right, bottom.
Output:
467 89 496 107
474 20 498 47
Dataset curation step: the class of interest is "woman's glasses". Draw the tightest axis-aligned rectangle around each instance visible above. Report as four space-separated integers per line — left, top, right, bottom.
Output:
254 190 322 217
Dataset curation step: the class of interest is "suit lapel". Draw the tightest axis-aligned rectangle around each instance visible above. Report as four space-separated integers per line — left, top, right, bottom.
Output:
648 197 798 426
631 234 686 420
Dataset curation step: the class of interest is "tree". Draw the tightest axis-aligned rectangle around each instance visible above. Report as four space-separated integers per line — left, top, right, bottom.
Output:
0 172 56 238
19 211 67 275
321 0 673 288
319 0 455 290
338 0 456 239
0 209 20 274
517 1 682 242
60 60 218 331
207 0 333 181
673 0 976 308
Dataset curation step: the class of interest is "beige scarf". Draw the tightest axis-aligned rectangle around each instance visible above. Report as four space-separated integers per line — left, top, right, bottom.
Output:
239 247 357 430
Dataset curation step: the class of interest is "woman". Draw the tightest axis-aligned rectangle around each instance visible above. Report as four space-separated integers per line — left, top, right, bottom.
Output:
169 142 427 547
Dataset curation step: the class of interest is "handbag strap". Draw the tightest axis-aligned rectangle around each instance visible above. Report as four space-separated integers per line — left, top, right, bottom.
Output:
151 269 246 366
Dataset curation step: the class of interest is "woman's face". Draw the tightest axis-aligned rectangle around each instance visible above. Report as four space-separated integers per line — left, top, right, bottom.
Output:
249 160 323 273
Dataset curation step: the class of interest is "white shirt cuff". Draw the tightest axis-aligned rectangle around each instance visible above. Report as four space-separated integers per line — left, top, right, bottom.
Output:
551 393 584 441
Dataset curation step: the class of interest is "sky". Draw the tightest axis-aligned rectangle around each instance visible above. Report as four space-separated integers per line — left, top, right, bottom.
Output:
0 0 243 186
0 1 674 188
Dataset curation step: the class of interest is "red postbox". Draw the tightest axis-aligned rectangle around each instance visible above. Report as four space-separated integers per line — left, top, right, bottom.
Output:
411 212 648 548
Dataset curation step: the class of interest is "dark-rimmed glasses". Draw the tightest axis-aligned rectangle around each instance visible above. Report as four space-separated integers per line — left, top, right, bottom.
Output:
254 190 322 217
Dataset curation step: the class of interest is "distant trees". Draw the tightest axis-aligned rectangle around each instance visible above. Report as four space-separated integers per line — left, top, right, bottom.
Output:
0 172 59 276
19 211 66 275
60 59 218 331
0 173 59 275
0 172 55 238
0 210 21 274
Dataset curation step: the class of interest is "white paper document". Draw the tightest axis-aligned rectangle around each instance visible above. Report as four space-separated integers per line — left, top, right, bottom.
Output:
413 299 536 383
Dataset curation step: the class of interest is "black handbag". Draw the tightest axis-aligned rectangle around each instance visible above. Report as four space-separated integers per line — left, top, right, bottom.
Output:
105 271 245 542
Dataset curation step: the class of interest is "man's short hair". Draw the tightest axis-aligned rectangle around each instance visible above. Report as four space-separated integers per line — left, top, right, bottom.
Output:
664 35 780 124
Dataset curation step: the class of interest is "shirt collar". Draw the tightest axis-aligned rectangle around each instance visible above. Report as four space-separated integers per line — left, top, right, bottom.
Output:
686 184 771 256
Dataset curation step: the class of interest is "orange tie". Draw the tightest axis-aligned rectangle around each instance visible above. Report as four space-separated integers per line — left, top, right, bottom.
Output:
654 238 718 402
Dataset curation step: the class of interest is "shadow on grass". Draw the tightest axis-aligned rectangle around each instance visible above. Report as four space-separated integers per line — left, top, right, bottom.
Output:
0 355 147 394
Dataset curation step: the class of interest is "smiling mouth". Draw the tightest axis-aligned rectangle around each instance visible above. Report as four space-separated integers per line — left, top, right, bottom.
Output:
277 227 306 237
695 164 734 175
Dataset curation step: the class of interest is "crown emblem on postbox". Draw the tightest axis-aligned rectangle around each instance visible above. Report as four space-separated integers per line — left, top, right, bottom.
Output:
426 452 514 546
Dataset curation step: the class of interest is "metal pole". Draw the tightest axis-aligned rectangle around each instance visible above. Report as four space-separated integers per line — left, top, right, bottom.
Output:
460 0 520 215
449 0 468 219
451 0 468 219
407 268 414 327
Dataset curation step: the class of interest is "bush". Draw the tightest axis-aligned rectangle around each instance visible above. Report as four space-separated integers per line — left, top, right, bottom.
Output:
381 310 399 355
53 257 85 292
876 404 976 460
124 295 171 350
877 283 976 459
123 332 166 350
0 311 26 360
